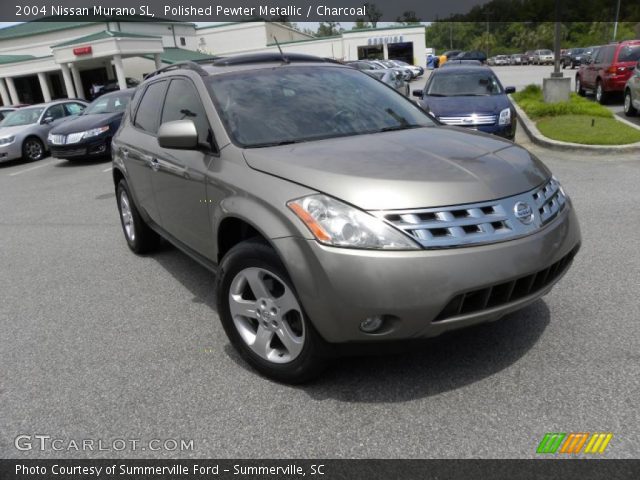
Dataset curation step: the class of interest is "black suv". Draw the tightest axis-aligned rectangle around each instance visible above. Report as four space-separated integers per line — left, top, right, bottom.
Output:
560 48 586 69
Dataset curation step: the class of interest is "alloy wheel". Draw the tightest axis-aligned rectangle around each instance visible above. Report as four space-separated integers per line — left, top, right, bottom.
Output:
25 140 43 161
596 83 603 103
229 267 305 364
119 190 135 242
624 93 631 113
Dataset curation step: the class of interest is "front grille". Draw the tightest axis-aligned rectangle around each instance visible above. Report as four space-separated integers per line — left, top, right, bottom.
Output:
438 114 496 126
376 177 567 249
51 147 86 157
434 244 580 322
49 134 66 145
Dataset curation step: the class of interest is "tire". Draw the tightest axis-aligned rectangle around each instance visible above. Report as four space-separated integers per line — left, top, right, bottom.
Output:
22 137 45 162
561 60 566 69
576 76 585 96
216 239 328 383
595 80 607 104
116 179 160 254
624 90 638 117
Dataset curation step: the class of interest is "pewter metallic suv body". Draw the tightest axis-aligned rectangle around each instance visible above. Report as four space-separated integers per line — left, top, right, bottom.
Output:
112 55 580 381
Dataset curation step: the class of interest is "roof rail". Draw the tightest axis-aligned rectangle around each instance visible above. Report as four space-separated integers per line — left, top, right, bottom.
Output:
211 52 341 66
143 61 209 80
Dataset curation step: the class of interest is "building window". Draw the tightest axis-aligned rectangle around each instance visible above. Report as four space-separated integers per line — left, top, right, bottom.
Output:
180 37 186 46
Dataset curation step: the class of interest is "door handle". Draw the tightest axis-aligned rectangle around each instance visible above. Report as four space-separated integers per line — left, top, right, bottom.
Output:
150 158 160 172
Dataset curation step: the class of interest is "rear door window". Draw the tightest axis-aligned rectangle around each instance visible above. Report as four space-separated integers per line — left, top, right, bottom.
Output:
134 81 167 134
64 102 85 115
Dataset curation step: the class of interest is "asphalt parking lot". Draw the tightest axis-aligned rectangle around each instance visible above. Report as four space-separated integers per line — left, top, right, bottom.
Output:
1 68 640 459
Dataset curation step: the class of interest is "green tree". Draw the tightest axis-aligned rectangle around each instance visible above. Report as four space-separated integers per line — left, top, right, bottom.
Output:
353 19 371 29
396 11 421 25
365 3 382 28
316 22 342 37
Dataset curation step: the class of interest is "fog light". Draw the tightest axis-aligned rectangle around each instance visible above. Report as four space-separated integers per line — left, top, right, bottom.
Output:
360 315 384 333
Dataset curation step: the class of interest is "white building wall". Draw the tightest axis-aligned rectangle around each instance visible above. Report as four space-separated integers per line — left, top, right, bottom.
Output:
114 22 198 50
265 23 314 44
196 23 269 56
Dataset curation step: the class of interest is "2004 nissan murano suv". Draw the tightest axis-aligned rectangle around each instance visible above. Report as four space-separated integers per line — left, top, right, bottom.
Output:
112 53 581 383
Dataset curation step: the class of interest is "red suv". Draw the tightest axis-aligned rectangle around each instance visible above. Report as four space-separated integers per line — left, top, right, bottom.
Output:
576 40 640 103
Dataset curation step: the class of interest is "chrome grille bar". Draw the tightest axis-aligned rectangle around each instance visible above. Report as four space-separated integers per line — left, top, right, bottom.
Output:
375 177 567 249
438 114 497 126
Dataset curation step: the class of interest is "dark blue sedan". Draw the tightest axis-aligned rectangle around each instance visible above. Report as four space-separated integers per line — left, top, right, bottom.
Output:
413 64 517 140
47 89 135 161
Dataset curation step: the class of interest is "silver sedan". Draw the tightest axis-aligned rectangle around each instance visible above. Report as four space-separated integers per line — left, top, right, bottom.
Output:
0 99 88 163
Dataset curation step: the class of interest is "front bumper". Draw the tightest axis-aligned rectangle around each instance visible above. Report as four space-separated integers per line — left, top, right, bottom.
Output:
273 203 580 344
49 137 111 159
0 141 23 163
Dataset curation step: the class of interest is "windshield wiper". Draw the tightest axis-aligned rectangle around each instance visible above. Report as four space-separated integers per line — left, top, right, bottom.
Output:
377 124 423 133
247 140 300 148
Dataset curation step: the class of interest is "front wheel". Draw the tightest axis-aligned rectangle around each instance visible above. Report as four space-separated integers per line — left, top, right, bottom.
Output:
22 137 45 162
216 239 327 383
624 90 638 117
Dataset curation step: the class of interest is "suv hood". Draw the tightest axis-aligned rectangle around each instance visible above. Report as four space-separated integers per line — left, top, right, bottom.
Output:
243 127 550 210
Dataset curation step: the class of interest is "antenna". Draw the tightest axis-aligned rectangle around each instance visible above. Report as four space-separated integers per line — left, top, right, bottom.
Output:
273 36 289 64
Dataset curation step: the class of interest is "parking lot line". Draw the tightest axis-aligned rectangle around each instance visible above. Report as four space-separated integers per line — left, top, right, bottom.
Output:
7 160 60 177
102 167 112 173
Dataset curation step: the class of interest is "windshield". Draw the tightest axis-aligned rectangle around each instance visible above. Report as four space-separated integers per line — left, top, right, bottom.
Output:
427 71 503 96
540 50 553 55
85 92 132 114
206 66 433 148
0 107 44 127
618 45 640 62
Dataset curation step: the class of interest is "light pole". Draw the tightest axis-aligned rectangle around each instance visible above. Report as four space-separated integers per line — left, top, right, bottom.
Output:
613 0 621 41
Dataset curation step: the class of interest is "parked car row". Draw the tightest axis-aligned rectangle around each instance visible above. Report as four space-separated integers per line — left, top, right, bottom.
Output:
576 39 640 104
0 88 136 164
347 59 423 81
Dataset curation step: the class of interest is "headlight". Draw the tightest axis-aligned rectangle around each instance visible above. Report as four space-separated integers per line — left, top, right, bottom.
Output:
287 194 420 250
499 107 511 126
83 126 109 138
0 135 15 145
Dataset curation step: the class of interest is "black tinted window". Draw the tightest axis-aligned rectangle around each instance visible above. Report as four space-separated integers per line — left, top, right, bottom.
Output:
46 104 65 120
134 81 167 134
206 66 433 148
161 78 210 145
618 45 640 62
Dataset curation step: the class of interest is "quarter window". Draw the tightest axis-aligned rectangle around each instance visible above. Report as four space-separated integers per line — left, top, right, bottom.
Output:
134 81 167 134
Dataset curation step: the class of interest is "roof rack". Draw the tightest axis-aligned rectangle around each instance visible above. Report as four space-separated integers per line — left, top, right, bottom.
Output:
211 52 341 66
143 61 209 80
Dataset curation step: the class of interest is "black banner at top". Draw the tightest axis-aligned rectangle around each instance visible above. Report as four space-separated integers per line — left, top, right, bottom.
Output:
2 0 640 22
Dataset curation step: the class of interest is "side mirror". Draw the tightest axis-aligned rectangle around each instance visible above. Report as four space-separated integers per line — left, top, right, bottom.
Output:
42 116 54 124
157 119 198 150
412 89 424 98
505 86 516 94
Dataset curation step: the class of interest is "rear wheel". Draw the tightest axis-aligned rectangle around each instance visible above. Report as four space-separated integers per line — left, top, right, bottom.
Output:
595 80 607 104
22 137 44 162
116 179 160 254
575 77 585 96
216 239 327 383
624 90 638 117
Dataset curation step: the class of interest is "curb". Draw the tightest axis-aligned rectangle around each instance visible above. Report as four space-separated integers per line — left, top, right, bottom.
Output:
510 97 640 154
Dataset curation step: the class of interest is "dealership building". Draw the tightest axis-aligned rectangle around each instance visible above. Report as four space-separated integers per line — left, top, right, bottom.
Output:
0 19 426 106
